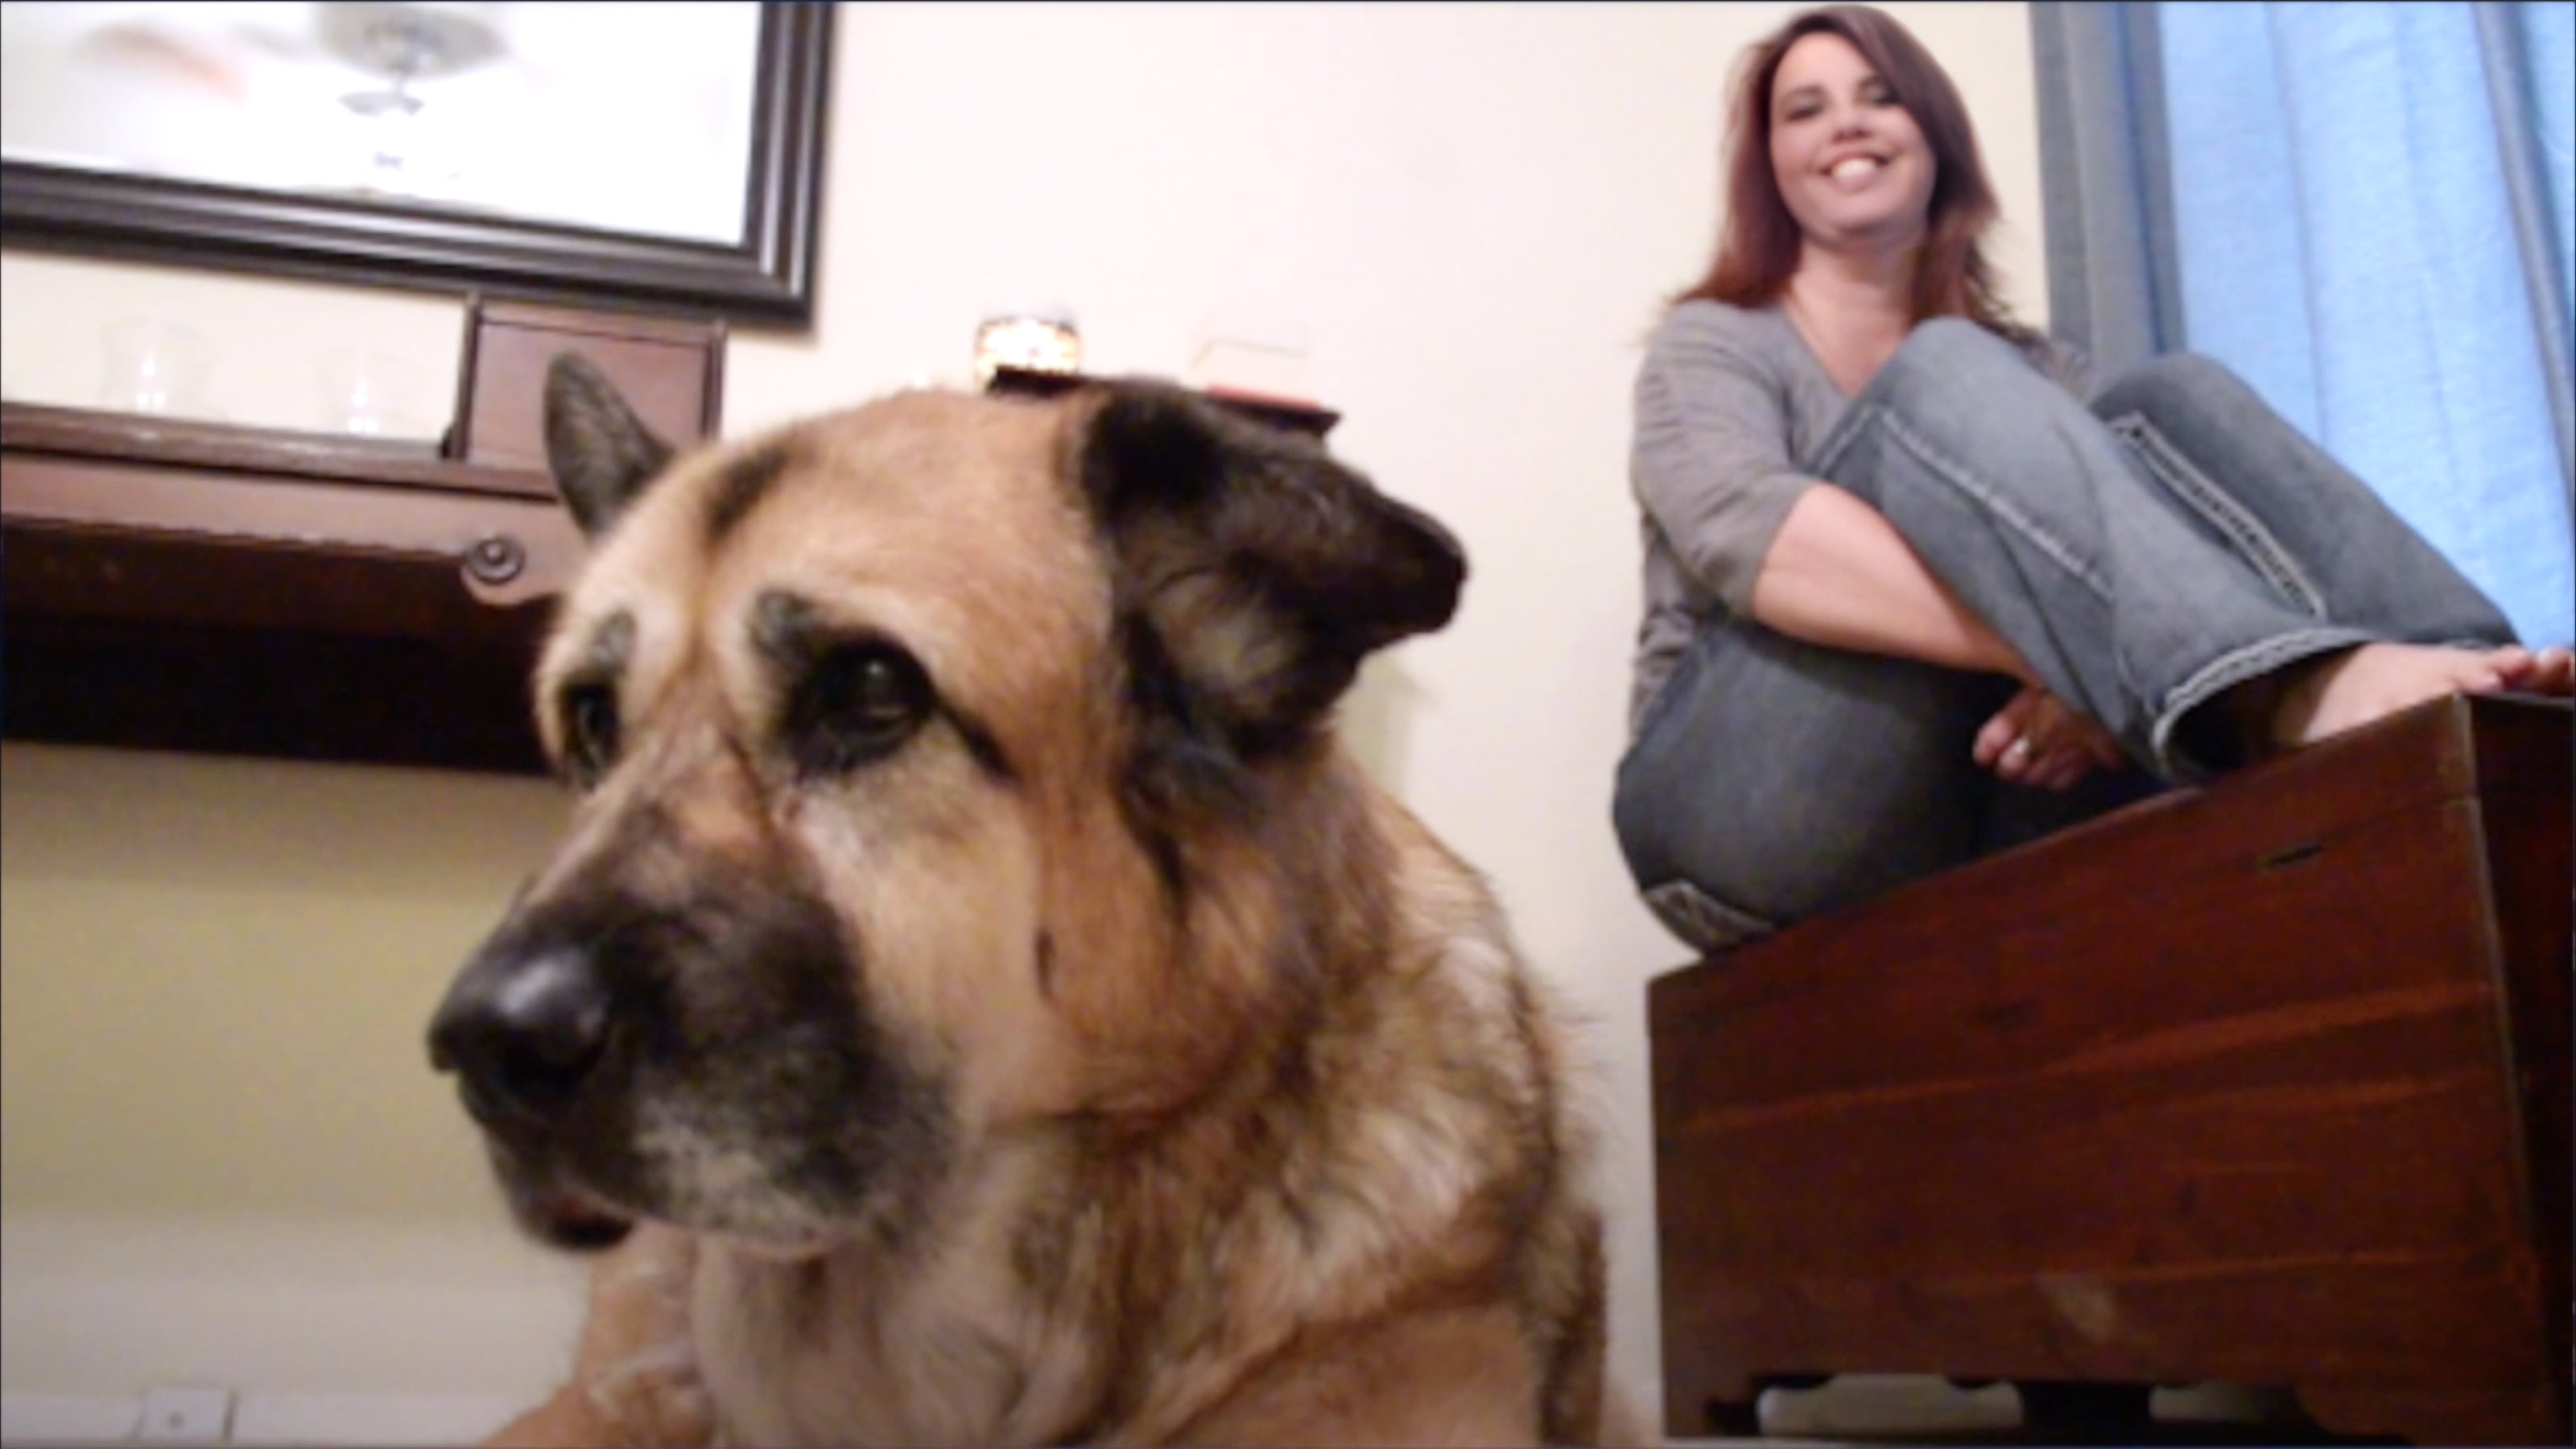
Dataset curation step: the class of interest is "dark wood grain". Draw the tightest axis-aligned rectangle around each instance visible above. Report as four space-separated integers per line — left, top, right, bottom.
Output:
1649 694 2572 1446
2466 699 2574 1447
3 401 553 500
452 299 726 472
0 283 745 776
3 526 554 774
2 403 582 774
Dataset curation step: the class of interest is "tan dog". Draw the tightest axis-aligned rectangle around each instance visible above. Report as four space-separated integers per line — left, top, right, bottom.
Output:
427 359 1624 1446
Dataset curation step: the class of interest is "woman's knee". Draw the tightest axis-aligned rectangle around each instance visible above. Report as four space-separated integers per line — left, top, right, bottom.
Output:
2091 349 2260 424
1895 316 2035 374
1872 317 2064 415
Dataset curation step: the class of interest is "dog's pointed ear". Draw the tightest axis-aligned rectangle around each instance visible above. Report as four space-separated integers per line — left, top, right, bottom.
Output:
545 353 673 538
1077 382 1466 753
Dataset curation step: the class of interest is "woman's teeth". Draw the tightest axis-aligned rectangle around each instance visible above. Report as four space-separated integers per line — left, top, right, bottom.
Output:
1830 156 1880 182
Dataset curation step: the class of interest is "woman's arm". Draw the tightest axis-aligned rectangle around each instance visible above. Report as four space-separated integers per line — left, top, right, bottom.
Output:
1752 482 2124 789
1631 309 2117 784
1748 481 2032 680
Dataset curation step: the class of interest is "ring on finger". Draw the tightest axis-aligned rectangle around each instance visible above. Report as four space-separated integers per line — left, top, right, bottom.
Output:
2002 735 2036 766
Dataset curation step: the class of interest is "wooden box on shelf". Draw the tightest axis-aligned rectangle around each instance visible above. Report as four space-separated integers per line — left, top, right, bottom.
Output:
450 296 725 469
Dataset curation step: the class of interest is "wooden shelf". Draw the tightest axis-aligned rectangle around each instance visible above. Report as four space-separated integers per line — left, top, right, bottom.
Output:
2 402 583 774
2 402 552 499
2 355 1321 774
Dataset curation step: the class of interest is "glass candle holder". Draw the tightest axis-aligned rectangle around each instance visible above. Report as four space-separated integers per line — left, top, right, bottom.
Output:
316 348 425 436
972 306 1080 387
98 319 216 418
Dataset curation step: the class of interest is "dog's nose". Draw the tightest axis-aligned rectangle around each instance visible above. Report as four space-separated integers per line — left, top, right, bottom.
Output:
428 947 611 1133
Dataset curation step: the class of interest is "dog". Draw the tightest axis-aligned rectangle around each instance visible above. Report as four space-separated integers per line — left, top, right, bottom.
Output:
427 356 1624 1446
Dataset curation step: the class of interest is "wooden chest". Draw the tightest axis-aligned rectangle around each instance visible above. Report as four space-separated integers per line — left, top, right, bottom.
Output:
1649 693 2570 1445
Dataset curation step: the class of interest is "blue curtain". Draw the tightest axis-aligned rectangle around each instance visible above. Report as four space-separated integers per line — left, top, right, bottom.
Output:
2155 1 2574 644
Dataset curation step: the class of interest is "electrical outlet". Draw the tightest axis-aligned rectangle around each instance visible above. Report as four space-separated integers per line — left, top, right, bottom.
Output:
136 1384 233 1443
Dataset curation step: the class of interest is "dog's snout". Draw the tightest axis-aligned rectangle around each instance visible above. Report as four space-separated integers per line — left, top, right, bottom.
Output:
429 948 612 1133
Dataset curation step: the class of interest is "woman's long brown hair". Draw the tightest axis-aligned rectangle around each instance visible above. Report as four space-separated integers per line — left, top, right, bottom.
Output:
1676 3 2026 339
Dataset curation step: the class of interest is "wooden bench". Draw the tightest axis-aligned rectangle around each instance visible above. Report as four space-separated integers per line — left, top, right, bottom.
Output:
1649 692 2570 1445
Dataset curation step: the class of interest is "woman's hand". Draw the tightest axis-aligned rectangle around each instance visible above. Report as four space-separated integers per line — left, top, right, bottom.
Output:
1972 685 2124 791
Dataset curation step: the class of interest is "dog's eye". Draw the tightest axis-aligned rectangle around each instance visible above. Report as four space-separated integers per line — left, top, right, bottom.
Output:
560 682 621 788
786 642 932 775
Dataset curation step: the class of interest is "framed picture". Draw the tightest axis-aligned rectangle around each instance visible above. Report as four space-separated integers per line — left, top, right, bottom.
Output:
0 2 832 327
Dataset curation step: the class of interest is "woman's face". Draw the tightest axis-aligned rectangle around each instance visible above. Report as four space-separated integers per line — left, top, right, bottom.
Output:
1767 31 1938 256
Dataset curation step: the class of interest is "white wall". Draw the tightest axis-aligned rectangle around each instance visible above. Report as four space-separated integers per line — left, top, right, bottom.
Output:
0 2 2046 1436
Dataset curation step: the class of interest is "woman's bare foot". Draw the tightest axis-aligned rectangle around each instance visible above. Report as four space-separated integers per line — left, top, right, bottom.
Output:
2503 643 2574 695
2266 642 2545 750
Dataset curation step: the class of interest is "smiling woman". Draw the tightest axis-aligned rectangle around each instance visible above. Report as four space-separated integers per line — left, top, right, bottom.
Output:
1610 1 2573 957
1765 34 1936 297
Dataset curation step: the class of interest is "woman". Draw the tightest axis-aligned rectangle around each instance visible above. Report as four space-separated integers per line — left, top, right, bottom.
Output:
1613 2 2572 953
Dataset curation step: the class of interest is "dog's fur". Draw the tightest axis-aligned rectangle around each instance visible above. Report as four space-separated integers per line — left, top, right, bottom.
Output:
428 358 1623 1447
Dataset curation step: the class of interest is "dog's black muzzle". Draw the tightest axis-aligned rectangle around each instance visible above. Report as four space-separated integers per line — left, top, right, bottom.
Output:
429 898 650 1249
431 927 614 1141
430 848 927 1255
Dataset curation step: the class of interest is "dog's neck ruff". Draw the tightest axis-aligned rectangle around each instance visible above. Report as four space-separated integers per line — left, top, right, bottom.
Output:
690 787 1563 1447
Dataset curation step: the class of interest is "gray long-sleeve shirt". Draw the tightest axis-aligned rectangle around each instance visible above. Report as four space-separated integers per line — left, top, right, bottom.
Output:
1625 299 2085 735
1626 299 1852 733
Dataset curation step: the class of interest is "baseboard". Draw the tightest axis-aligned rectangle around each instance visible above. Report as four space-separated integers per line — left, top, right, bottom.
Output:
0 1394 138 1445
2 1390 522 1447
233 1393 523 1445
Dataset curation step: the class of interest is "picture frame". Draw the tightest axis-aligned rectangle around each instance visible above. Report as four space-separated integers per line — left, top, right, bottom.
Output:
0 3 833 328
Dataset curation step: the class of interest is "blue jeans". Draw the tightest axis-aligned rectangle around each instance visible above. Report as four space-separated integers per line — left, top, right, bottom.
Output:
1612 320 2520 953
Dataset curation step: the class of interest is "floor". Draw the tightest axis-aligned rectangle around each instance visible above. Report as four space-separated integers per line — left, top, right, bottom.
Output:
1685 1375 2392 1446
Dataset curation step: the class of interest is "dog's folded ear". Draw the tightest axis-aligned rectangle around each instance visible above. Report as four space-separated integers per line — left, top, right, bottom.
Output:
1077 381 1467 753
545 353 675 538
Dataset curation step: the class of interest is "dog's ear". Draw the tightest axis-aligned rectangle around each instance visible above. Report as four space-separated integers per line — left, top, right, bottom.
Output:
1078 381 1465 753
545 353 673 538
